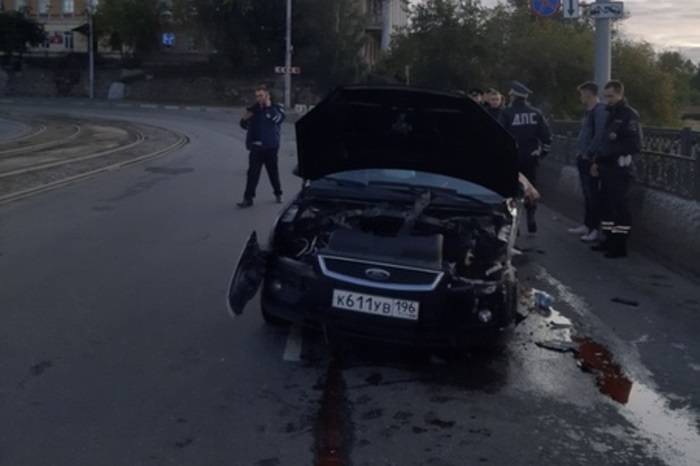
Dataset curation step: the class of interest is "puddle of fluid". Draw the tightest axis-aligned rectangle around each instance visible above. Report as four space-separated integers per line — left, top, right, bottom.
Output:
530 286 700 466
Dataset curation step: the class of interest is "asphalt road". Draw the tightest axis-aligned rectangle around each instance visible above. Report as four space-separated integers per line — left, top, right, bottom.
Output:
1 101 699 466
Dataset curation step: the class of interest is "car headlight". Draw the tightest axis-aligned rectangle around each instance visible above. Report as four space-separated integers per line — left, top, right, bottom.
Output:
280 204 299 223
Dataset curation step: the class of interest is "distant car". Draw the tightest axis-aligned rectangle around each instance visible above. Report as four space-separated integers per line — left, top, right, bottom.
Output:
228 85 523 348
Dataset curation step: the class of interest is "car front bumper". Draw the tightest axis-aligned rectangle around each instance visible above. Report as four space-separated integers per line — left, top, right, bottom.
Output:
260 255 515 347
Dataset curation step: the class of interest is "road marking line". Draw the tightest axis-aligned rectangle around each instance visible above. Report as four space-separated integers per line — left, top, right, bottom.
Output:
164 105 180 110
283 325 303 362
140 104 158 109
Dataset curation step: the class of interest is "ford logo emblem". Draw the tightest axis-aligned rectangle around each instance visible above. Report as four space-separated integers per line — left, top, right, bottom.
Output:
365 268 391 281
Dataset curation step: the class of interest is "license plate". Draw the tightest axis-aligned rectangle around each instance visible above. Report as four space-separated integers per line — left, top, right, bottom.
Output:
332 289 420 321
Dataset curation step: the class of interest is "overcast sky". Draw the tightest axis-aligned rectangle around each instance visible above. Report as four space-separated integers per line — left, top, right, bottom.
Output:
411 0 700 64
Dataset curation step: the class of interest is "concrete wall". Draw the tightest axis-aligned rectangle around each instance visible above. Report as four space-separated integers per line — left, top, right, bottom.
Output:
537 158 700 277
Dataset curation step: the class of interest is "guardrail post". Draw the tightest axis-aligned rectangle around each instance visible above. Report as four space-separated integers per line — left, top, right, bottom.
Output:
689 128 700 201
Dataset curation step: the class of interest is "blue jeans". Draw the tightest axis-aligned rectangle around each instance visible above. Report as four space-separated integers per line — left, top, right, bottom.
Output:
577 156 601 230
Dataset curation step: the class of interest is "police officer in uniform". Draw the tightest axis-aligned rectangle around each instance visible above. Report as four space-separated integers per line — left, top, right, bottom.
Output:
590 80 643 258
503 80 552 233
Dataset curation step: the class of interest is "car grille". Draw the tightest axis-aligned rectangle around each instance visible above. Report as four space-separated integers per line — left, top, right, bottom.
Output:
317 255 444 291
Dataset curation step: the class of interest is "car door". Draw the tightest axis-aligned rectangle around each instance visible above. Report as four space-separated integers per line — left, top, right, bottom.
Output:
227 231 266 316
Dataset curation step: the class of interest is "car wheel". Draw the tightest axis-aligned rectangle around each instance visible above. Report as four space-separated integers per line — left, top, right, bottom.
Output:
260 300 290 327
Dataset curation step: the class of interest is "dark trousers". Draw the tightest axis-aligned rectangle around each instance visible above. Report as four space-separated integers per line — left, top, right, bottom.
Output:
599 164 632 236
243 146 282 200
519 157 538 211
577 157 601 230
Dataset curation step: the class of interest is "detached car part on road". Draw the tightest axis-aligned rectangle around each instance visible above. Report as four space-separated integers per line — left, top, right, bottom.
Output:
228 85 523 347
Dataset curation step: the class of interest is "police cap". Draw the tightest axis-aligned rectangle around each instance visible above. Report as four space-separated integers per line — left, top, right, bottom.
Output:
509 80 532 98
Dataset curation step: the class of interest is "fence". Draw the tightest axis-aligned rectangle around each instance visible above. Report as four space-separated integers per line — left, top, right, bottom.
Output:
549 120 700 201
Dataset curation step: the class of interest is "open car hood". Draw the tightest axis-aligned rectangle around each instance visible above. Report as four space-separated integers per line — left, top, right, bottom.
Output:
295 85 519 198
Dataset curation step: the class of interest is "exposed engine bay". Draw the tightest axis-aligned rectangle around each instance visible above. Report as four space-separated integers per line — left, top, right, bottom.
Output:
273 196 515 281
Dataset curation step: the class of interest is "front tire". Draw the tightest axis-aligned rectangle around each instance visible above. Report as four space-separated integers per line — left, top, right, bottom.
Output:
260 300 290 327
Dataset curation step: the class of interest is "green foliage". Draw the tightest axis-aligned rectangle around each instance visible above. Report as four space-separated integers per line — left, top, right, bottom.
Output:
0 10 45 60
379 0 691 125
94 0 162 62
612 41 677 125
293 0 367 93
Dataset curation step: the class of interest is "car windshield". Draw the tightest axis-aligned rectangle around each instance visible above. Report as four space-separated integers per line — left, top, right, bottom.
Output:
322 169 502 199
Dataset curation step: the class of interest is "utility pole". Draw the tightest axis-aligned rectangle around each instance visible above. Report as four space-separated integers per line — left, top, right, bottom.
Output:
593 0 614 96
284 0 292 110
88 0 95 99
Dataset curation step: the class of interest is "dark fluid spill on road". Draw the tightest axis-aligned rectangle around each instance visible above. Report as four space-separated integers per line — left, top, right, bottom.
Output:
530 286 700 465
573 336 633 404
315 358 345 466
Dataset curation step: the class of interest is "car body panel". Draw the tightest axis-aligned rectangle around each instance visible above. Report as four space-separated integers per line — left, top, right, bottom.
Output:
295 85 519 198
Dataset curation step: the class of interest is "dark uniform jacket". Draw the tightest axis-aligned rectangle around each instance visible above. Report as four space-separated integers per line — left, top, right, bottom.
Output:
503 98 552 163
596 98 643 165
240 103 286 151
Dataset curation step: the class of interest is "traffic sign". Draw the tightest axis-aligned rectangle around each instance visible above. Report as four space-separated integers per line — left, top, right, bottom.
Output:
588 1 624 20
274 66 301 75
529 0 561 18
562 0 579 19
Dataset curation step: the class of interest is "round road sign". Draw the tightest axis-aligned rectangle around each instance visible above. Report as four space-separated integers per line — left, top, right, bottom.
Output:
529 0 561 18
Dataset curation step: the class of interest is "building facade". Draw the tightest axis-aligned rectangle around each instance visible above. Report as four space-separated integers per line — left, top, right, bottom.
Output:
358 0 409 67
1 0 209 62
1 0 102 55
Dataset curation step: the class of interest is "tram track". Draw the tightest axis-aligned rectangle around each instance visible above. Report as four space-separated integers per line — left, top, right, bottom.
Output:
0 112 188 204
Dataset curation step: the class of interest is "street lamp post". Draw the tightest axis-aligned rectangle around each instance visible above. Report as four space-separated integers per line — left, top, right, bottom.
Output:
284 0 292 110
88 0 95 100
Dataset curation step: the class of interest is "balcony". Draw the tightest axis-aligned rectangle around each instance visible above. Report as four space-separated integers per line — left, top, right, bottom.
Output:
365 13 382 31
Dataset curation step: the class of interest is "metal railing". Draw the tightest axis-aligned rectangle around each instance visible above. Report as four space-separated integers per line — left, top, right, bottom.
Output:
550 120 700 201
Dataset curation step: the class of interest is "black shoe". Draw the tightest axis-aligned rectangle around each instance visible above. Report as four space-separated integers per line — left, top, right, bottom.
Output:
275 195 284 204
604 235 627 258
237 199 253 208
604 248 628 259
590 236 610 252
526 210 537 233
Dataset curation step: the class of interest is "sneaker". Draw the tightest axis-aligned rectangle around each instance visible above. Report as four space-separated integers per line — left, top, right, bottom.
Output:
237 199 253 208
580 229 599 243
275 195 284 204
568 225 588 235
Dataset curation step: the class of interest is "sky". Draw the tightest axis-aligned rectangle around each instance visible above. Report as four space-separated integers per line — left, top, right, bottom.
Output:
411 0 700 64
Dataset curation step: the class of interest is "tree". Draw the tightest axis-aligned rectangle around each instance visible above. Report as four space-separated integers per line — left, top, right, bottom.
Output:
94 0 162 64
381 0 487 92
0 10 45 67
293 0 367 93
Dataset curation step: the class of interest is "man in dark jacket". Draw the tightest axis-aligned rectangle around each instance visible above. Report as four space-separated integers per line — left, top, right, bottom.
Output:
590 80 643 258
237 85 286 208
503 80 552 233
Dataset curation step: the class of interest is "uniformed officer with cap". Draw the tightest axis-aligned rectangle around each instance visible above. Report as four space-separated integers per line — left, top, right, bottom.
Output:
590 79 643 258
503 80 552 233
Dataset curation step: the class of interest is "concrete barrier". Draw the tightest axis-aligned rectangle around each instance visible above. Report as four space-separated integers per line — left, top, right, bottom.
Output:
537 158 700 277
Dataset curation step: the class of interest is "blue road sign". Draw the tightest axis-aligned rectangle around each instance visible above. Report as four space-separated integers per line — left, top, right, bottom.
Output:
530 0 561 18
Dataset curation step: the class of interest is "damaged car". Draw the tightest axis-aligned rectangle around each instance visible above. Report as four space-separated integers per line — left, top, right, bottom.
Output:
228 85 523 347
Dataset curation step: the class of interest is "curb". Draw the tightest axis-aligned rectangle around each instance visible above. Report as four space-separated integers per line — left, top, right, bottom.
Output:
538 158 700 277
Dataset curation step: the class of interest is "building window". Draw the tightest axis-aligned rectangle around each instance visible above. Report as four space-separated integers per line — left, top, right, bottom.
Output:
15 0 28 11
63 31 74 50
38 0 51 15
187 35 197 53
62 0 74 15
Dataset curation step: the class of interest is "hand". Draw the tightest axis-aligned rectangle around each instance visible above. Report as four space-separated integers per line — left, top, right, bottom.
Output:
590 163 599 177
264 95 272 107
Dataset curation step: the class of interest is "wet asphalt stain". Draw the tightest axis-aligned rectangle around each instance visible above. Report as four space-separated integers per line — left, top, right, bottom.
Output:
91 205 114 212
315 357 347 466
174 437 194 448
30 360 53 376
144 167 194 175
611 297 640 307
256 459 281 466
